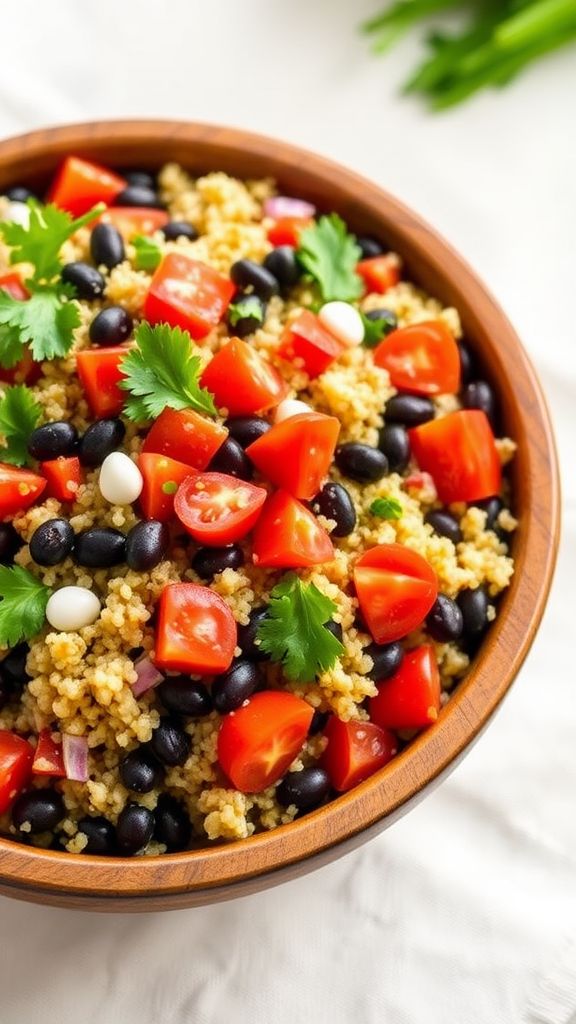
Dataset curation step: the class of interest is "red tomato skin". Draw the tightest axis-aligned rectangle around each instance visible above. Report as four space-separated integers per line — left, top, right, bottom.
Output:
321 717 398 793
278 310 343 378
0 463 47 517
357 255 400 294
409 410 502 504
32 730 66 778
142 407 228 470
75 347 126 418
47 156 126 216
40 456 82 503
252 490 334 568
154 583 237 675
97 207 168 239
0 275 41 386
0 272 28 302
267 217 312 247
0 731 33 813
144 253 235 340
373 320 461 395
138 453 195 521
174 472 267 545
353 543 438 644
369 645 441 730
201 338 288 416
217 691 314 793
246 412 340 501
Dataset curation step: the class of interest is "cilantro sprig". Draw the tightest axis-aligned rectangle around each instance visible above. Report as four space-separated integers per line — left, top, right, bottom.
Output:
0 385 42 466
0 202 103 282
132 235 162 272
256 573 344 683
361 309 397 348
297 214 363 302
370 497 403 520
0 565 51 647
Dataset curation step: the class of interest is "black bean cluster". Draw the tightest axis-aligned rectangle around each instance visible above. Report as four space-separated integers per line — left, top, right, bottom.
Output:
28 516 169 572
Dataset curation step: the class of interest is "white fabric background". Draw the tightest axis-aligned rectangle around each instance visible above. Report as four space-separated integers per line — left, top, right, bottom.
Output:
0 2 574 1021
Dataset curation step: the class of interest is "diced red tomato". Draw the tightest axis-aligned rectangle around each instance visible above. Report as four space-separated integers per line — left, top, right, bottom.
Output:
373 320 460 395
75 346 126 418
267 217 312 248
252 490 334 568
409 410 501 504
369 645 441 730
138 453 195 521
144 253 235 341
142 407 228 470
0 464 47 518
32 729 66 778
40 456 82 503
154 582 237 675
97 206 168 239
321 717 397 793
0 272 28 302
0 274 41 386
354 543 438 644
357 254 400 294
217 691 314 793
246 412 340 501
0 730 33 813
174 472 267 546
47 156 126 217
278 310 344 379
201 338 288 416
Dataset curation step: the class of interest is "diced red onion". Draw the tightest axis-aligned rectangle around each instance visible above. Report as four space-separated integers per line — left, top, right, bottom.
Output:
132 655 165 697
264 196 316 221
63 734 89 782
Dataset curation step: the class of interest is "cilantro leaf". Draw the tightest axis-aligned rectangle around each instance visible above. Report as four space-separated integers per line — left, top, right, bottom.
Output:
0 385 42 466
0 283 80 367
0 201 105 283
361 309 397 348
119 322 217 422
297 214 363 302
370 497 403 520
227 294 265 330
132 235 162 272
0 565 51 647
256 573 344 683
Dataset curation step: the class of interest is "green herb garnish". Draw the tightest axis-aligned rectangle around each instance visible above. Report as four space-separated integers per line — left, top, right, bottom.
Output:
0 565 51 646
132 234 163 272
0 202 103 282
227 294 265 329
361 309 397 348
161 480 179 495
370 497 403 520
297 214 363 302
0 385 42 466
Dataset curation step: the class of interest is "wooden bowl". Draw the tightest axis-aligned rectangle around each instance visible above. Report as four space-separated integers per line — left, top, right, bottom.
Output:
0 121 559 911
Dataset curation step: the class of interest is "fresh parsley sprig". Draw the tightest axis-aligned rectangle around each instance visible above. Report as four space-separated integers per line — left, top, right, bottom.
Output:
0 202 104 283
0 565 51 647
0 385 42 466
361 309 397 348
370 497 403 520
297 214 363 303
132 235 163 272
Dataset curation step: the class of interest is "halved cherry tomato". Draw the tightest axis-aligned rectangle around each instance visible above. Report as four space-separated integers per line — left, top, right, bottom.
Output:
0 272 28 302
32 729 66 778
154 582 237 674
267 217 313 248
75 346 126 418
278 310 344 379
357 254 400 294
252 490 334 568
374 320 460 395
246 412 340 501
369 645 441 730
144 253 235 341
97 206 168 239
409 410 501 504
142 407 228 470
47 156 126 216
0 730 33 813
0 274 41 386
138 453 195 521
354 543 438 644
321 717 397 793
0 464 47 518
40 456 82 503
174 472 267 546
201 338 288 416
217 691 314 793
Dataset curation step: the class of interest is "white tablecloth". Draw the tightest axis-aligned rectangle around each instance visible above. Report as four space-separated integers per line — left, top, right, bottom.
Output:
1 3 574 1021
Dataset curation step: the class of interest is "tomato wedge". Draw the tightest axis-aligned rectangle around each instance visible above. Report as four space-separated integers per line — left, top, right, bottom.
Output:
246 412 340 501
409 410 501 504
0 731 33 813
98 206 168 239
201 338 288 416
267 217 313 248
144 252 235 340
0 464 47 518
76 346 126 418
278 310 343 379
174 472 267 546
142 407 228 470
154 583 237 675
252 490 334 568
138 453 195 521
32 729 66 778
0 272 28 302
47 156 126 216
354 543 438 644
40 456 82 503
357 254 400 294
217 691 314 793
0 274 41 386
369 645 441 730
374 320 460 395
321 717 397 793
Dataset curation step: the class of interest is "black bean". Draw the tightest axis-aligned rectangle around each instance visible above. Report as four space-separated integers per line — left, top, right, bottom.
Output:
123 170 156 190
12 788 64 833
356 236 384 259
0 523 22 565
89 306 133 346
458 342 475 386
125 520 169 572
114 184 164 208
5 185 37 202
227 293 266 338
208 437 253 480
230 259 279 301
192 544 245 580
474 496 504 535
27 421 78 461
225 416 270 449
77 815 116 855
309 709 329 736
365 307 398 333
335 443 388 483
154 795 192 852
150 718 191 767
29 518 75 567
0 643 30 687
312 482 356 537
378 424 410 473
90 223 125 269
384 394 435 427
365 641 403 682
119 747 164 793
212 660 262 714
463 380 497 429
262 246 301 288
237 606 269 661
78 418 126 467
61 262 105 301
158 676 213 717
162 220 199 242
325 620 343 643
74 527 126 568
426 595 463 642
116 803 154 855
457 587 489 641
425 509 462 545
276 767 331 812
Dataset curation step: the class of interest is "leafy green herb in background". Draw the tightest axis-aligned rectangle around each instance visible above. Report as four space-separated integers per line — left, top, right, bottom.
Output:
361 309 398 347
0 565 51 646
297 214 363 302
132 234 163 272
0 385 42 466
370 496 404 520
256 573 344 682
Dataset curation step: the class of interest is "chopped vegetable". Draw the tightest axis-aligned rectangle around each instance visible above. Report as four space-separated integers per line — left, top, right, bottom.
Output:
32 730 66 777
76 346 127 418
369 645 441 729
361 309 397 347
200 337 287 416
132 234 163 272
0 201 104 283
252 490 335 569
0 463 47 517
227 294 265 330
40 455 82 502
321 717 397 792
47 155 125 216
409 409 501 503
131 656 165 698
144 252 235 340
279 309 344 378
154 582 237 674
357 255 400 295
370 496 403 520
62 733 89 782
297 214 363 302
0 565 51 647
354 543 438 643
374 319 461 395
264 196 316 220
257 573 344 683
174 472 267 546
246 410 340 500
0 384 42 466
0 731 33 813
0 284 81 368
142 406 227 470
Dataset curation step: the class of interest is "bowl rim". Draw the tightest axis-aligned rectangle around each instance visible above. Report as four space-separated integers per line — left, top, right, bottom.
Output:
0 119 560 905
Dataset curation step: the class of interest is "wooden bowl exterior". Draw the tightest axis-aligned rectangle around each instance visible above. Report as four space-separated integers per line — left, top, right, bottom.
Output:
0 121 560 911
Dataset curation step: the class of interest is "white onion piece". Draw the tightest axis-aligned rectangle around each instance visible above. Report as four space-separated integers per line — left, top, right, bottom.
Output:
274 398 313 423
132 656 165 697
318 301 364 348
63 734 89 782
46 587 101 631
264 196 316 221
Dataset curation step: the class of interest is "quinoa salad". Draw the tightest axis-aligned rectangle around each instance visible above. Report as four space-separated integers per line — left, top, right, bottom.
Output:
0 156 516 857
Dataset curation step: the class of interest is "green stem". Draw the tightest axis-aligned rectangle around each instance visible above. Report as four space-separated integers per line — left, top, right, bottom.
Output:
496 0 576 50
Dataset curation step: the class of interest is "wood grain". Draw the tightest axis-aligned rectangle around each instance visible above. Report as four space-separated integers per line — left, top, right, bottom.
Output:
0 121 560 911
